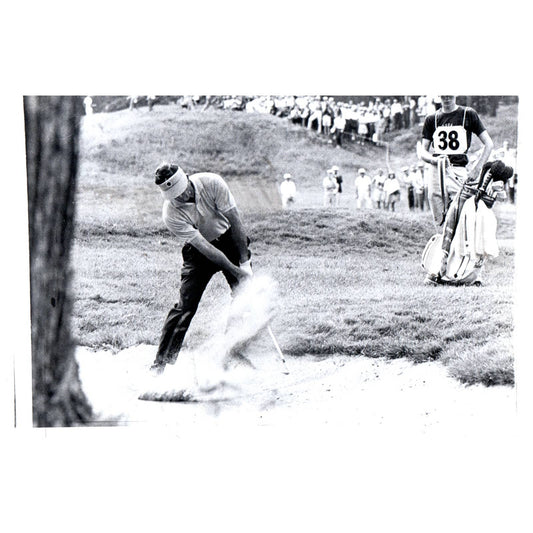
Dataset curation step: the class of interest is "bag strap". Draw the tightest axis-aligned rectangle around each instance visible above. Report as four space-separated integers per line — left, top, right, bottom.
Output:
462 106 468 127
438 156 449 224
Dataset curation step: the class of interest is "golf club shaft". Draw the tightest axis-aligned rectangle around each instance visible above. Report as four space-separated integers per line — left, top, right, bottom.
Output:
267 325 289 374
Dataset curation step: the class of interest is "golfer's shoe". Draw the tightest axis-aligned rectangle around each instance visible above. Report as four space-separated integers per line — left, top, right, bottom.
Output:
149 361 167 376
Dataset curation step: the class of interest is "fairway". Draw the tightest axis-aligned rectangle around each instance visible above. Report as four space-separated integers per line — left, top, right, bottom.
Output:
71 101 518 425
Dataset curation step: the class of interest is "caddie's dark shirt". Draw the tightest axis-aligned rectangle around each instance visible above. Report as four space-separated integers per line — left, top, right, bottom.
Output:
422 106 486 167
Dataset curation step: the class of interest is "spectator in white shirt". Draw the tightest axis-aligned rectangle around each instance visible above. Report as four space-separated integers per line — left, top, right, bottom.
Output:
354 168 372 209
280 173 297 209
391 99 403 130
384 172 401 211
332 110 346 147
323 169 339 207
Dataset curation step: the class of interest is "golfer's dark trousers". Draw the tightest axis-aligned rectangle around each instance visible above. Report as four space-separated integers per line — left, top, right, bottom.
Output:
154 230 248 365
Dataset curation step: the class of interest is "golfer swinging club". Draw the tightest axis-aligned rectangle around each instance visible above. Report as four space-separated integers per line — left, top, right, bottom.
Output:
150 163 252 375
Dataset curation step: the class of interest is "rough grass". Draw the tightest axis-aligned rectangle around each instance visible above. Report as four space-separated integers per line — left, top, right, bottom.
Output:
71 103 518 387
248 209 515 386
71 208 516 387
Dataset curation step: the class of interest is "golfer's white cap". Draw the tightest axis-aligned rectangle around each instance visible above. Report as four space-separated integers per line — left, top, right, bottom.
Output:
283 173 292 179
331 165 339 171
358 168 366 174
157 165 188 199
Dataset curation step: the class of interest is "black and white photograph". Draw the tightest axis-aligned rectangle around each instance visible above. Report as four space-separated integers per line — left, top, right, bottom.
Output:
23 94 520 427
3 4 532 532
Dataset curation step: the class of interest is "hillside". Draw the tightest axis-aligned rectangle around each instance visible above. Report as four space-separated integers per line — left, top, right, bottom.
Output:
77 101 518 237
80 102 518 215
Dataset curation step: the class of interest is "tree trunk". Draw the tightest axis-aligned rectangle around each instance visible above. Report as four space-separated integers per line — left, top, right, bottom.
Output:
24 96 92 426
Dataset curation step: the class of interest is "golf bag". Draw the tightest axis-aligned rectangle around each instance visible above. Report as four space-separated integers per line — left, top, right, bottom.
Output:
421 159 514 284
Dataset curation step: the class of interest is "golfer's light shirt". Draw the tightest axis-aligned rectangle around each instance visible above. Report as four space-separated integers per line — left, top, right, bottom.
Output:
162 173 236 244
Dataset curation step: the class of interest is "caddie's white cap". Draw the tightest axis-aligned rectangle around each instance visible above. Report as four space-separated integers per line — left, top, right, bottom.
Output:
158 166 188 199
358 168 366 174
283 173 292 179
331 165 339 171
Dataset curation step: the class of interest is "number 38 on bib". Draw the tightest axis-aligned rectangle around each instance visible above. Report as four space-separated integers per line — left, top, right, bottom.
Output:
432 126 468 155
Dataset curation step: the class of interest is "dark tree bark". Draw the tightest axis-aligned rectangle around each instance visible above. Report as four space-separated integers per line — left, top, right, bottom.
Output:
24 96 92 426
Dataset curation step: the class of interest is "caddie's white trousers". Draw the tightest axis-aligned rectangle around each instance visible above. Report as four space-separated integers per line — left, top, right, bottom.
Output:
427 163 468 228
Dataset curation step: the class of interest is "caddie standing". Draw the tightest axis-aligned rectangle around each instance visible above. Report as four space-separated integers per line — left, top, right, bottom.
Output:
150 163 252 375
419 95 493 229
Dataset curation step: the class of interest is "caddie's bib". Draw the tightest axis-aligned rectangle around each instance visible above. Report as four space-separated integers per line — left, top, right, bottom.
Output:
432 125 468 155
432 107 468 155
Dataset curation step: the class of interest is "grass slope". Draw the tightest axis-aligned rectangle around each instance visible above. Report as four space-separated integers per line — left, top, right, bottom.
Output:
72 104 518 387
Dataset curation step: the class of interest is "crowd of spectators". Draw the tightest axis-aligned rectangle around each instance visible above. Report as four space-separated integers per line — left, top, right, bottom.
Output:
89 94 506 121
86 94 516 207
289 96 424 145
115 95 443 145
280 138 517 213
166 94 462 147
315 163 430 212
242 95 437 146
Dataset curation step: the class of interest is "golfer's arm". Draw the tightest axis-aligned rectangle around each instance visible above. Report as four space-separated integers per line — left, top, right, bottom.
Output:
224 206 250 264
470 130 494 178
189 234 244 279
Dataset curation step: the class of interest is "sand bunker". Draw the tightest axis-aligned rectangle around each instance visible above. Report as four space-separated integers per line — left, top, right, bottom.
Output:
76 341 515 434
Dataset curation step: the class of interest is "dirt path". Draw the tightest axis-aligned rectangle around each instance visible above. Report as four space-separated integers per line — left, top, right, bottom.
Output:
76 344 515 433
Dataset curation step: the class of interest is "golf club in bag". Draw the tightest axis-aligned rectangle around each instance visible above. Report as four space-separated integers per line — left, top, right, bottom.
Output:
421 159 513 285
